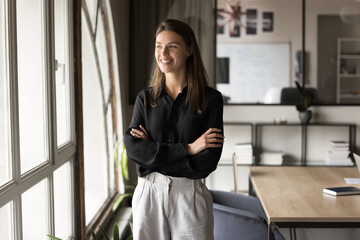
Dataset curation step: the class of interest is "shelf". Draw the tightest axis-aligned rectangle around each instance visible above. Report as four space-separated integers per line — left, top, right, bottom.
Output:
218 162 254 167
339 93 360 98
218 121 356 194
337 37 360 103
339 37 360 42
340 55 360 59
339 74 360 78
254 123 356 166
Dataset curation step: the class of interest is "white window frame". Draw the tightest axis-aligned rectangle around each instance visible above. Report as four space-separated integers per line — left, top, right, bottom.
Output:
0 0 76 239
81 0 125 237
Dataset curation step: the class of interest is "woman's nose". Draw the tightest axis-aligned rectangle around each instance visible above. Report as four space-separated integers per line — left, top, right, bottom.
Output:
161 46 168 55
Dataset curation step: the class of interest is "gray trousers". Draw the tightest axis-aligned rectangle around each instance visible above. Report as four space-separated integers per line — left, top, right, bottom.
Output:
132 172 214 240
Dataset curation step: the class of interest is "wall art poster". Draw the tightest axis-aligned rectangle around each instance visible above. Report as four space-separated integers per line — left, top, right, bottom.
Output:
263 12 274 32
246 9 257 35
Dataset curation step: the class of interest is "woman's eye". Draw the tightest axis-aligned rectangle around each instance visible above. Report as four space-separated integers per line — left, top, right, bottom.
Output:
156 45 162 49
169 45 177 48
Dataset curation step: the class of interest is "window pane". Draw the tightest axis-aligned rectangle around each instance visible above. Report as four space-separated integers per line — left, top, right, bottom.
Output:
96 3 114 193
107 109 115 192
96 15 110 102
0 0 11 186
55 0 71 146
54 161 73 238
0 202 13 240
82 11 108 225
17 0 47 173
84 0 98 32
22 180 47 240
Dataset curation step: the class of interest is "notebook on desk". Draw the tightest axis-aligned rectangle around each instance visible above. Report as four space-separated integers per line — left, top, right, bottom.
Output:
323 153 360 196
323 186 360 196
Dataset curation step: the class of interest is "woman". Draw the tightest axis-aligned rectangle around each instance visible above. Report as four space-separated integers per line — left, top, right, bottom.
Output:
124 19 224 240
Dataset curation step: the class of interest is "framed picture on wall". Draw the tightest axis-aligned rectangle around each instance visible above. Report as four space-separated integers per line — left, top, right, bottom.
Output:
217 8 226 36
262 12 274 32
246 9 257 35
216 3 243 38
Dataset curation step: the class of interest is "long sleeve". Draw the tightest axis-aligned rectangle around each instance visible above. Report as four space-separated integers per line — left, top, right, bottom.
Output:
124 91 188 170
124 87 224 179
157 90 224 178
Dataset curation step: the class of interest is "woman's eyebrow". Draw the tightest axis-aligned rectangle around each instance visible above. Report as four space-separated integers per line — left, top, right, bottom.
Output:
156 41 180 44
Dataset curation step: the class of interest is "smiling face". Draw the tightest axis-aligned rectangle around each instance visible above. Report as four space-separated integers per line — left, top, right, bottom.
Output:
155 30 191 76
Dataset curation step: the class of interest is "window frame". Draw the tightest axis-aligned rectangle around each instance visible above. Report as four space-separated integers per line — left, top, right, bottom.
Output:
79 0 125 237
0 0 126 239
0 0 76 239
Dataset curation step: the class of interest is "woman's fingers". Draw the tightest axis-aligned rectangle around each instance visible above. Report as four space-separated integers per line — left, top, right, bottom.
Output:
139 125 148 134
130 128 144 138
205 130 224 144
187 128 225 155
130 128 140 136
205 128 222 135
206 132 224 139
130 125 150 141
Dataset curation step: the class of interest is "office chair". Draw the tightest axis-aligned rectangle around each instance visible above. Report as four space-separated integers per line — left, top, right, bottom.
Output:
280 87 317 105
210 190 285 240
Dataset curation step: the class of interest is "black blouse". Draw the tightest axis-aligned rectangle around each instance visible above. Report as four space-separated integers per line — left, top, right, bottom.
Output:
124 86 224 179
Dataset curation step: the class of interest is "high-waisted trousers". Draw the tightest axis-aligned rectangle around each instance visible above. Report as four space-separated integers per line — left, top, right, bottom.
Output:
132 172 214 240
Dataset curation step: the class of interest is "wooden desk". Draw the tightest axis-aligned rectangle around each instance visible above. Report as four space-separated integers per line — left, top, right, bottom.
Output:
249 166 360 240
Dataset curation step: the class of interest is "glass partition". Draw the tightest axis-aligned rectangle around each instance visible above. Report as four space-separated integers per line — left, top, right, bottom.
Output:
306 0 360 104
216 0 302 104
216 0 360 105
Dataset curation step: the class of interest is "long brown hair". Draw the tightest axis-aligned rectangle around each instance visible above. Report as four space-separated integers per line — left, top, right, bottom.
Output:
149 19 208 112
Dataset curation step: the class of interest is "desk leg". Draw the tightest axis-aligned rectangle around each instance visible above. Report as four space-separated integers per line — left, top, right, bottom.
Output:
268 223 276 240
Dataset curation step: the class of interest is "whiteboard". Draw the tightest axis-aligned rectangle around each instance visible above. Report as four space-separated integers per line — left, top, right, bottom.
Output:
216 43 290 103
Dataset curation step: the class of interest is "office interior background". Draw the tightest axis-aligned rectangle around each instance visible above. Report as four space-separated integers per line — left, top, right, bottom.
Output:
1 0 360 239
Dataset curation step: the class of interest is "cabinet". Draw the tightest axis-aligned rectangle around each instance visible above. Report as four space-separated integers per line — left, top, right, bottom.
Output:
337 38 360 103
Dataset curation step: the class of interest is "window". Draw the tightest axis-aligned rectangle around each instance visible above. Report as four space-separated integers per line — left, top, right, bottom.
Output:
17 0 47 174
0 0 75 239
55 0 72 147
0 0 11 187
0 202 12 239
81 0 124 229
54 161 73 238
22 180 47 240
1 0 125 238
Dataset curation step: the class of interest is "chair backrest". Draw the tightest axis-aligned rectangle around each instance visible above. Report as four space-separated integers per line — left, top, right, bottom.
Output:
280 87 317 104
210 190 286 240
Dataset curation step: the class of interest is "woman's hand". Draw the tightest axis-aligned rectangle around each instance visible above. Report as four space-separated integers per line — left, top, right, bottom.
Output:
130 125 150 141
187 128 224 155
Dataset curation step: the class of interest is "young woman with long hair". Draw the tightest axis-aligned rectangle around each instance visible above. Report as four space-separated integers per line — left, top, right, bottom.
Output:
124 19 224 240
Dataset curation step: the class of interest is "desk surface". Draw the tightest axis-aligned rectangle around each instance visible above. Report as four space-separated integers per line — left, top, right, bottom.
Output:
249 166 360 223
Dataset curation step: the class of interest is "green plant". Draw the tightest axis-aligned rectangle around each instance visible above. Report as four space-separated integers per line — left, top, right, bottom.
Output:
47 223 121 240
295 81 313 112
112 140 135 212
112 140 134 239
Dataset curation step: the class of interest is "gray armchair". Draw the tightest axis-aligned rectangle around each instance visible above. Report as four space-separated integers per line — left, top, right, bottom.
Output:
211 190 285 240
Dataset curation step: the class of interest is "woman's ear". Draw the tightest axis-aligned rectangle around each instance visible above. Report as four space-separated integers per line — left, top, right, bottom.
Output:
187 48 192 57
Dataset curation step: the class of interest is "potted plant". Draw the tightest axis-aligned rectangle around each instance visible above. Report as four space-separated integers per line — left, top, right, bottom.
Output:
295 81 313 124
